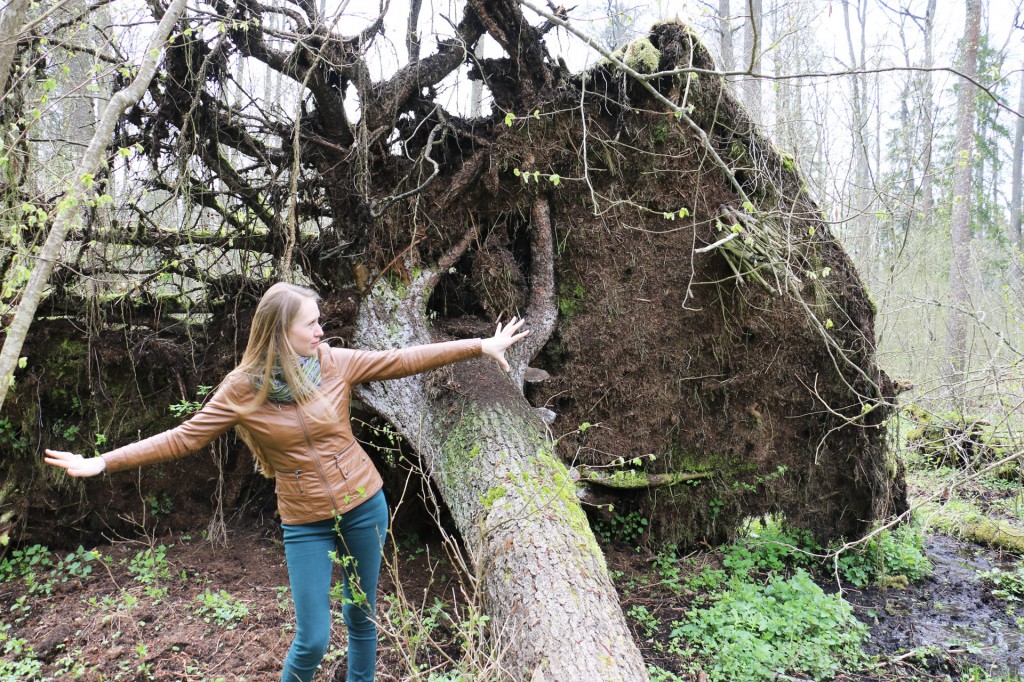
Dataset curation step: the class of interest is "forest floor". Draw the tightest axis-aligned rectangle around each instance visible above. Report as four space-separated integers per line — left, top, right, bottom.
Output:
2 465 1023 682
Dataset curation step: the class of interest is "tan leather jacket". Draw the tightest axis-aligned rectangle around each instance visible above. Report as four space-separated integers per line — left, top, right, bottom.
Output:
102 339 482 524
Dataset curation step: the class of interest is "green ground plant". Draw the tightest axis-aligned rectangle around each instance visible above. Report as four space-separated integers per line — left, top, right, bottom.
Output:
835 522 932 587
626 604 661 637
594 508 649 546
0 621 44 680
977 562 1024 602
647 664 685 681
671 569 868 682
193 589 250 628
126 545 171 584
0 545 98 598
126 545 173 599
721 517 819 577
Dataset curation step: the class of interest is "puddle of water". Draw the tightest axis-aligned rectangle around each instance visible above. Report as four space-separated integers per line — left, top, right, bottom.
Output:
844 534 1023 677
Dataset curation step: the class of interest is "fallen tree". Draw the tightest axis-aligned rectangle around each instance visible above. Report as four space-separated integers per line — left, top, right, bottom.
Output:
1 2 906 679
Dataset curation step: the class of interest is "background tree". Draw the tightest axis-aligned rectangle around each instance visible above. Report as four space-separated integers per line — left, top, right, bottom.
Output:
1012 64 1024 288
742 0 763 119
945 0 981 408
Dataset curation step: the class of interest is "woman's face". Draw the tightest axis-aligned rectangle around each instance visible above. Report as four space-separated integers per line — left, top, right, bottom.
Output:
287 298 323 357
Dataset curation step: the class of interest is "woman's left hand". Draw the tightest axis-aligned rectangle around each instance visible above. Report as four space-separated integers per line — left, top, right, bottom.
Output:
481 316 530 372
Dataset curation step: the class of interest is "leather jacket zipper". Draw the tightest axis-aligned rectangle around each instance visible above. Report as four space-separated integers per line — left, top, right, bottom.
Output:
294 405 340 513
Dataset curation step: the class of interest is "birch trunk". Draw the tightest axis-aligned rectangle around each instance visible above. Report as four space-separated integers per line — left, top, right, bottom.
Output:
0 0 189 410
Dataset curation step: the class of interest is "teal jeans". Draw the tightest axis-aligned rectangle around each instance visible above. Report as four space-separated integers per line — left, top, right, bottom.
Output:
280 490 388 682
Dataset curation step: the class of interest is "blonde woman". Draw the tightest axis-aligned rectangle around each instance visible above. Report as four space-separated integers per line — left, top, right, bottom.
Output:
44 281 529 682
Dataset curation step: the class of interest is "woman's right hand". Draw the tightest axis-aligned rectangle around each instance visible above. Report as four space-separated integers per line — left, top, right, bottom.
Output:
43 449 106 477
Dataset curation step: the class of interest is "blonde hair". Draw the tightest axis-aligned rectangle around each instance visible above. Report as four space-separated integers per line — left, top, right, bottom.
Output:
226 282 330 477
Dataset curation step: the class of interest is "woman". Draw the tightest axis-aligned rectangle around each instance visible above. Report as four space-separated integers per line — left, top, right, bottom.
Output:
44 281 528 682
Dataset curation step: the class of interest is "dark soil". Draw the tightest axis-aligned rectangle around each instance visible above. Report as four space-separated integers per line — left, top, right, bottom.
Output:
3 519 1020 681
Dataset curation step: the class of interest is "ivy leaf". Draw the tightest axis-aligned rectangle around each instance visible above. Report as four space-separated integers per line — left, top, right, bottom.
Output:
549 174 560 186
504 112 515 127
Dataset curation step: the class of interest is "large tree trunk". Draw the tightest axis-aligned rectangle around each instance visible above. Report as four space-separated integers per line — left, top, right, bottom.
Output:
349 194 644 679
945 0 980 408
352 263 647 680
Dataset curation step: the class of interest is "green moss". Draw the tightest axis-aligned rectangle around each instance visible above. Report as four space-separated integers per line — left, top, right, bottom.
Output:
651 122 669 145
622 38 661 74
669 448 753 477
918 498 1024 554
584 469 712 489
440 406 605 559
480 486 507 509
729 141 749 166
876 575 910 590
524 446 602 555
557 281 585 318
438 415 486 493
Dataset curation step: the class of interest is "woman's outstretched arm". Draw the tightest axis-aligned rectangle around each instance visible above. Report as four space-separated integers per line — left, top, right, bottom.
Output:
335 317 531 384
43 379 244 477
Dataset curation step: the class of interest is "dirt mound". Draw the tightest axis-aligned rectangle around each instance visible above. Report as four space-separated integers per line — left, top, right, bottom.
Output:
496 22 907 544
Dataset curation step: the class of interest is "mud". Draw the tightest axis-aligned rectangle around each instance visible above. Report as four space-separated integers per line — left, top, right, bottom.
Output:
845 534 1023 678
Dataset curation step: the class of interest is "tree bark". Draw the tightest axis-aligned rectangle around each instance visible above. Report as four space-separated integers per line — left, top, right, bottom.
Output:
945 0 981 408
0 0 189 410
